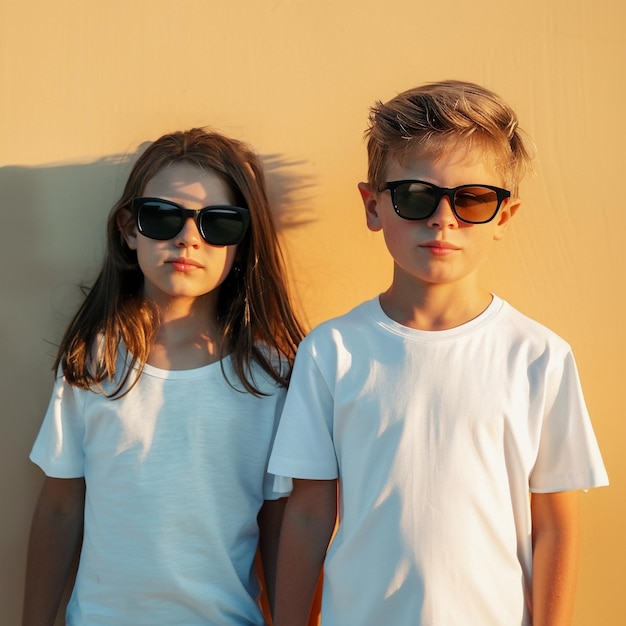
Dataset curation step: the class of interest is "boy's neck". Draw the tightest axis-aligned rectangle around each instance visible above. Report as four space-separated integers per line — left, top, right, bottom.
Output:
379 282 493 331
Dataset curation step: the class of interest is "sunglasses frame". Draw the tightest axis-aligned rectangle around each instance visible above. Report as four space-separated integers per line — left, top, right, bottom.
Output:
131 197 250 246
378 180 511 224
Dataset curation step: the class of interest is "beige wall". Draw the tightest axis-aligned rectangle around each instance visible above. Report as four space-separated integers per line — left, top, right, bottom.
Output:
2 0 624 623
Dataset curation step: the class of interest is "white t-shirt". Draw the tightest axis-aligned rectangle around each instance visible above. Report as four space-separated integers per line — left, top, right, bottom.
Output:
31 354 288 626
269 295 608 626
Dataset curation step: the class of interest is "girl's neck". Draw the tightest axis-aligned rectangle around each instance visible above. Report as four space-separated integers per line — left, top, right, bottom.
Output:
146 294 222 370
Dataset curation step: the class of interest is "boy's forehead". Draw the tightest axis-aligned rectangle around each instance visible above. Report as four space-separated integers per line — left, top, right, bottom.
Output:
385 141 505 183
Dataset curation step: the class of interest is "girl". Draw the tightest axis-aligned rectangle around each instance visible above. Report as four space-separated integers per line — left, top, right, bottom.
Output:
23 128 304 625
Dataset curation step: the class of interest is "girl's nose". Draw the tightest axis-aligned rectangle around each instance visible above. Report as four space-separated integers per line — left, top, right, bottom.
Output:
426 196 459 229
174 217 202 247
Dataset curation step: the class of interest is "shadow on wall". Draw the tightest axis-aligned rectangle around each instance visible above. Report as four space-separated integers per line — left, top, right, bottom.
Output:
0 150 316 626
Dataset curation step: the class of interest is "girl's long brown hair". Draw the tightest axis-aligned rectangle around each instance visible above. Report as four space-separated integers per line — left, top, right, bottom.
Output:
56 128 305 396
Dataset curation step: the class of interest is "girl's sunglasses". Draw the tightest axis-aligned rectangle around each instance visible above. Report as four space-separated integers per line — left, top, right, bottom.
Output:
378 180 511 224
131 197 250 246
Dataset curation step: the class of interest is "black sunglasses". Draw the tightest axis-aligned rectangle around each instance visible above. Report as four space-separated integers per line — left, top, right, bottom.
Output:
131 197 250 246
378 180 511 224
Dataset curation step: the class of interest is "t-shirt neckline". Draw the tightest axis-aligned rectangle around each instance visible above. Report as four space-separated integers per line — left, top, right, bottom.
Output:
370 294 504 341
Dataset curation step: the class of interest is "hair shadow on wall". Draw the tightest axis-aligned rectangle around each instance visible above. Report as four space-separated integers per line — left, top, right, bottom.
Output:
262 153 317 230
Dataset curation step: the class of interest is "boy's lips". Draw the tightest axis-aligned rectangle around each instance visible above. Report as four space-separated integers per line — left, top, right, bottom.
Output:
420 240 460 250
420 240 460 256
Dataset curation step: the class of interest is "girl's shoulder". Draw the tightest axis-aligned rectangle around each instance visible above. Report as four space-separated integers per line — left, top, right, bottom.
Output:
70 337 141 396
245 342 292 389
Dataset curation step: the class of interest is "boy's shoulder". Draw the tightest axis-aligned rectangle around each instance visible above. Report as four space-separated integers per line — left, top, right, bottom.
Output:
497 297 571 347
304 297 379 340
295 297 382 362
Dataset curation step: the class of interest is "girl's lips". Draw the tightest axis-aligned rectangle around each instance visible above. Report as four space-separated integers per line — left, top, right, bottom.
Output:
168 257 202 271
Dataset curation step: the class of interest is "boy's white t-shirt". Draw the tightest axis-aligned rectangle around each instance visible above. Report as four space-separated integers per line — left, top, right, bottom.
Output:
269 295 608 626
31 355 288 626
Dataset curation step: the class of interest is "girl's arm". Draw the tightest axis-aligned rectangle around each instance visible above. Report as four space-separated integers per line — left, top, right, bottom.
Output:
531 490 580 626
258 496 288 615
22 476 85 626
273 478 337 626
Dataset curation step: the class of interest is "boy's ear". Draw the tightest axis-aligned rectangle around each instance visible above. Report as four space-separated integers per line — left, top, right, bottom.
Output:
358 182 383 232
493 197 521 241
117 208 138 250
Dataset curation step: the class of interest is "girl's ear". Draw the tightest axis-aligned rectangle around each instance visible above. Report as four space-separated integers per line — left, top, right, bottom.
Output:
493 197 521 241
358 182 383 232
117 208 138 250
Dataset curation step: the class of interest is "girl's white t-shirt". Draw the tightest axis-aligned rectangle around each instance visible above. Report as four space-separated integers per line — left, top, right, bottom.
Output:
31 355 287 625
269 295 608 626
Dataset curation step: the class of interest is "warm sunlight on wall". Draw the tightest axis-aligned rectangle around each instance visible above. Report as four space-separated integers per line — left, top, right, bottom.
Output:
2 1 624 624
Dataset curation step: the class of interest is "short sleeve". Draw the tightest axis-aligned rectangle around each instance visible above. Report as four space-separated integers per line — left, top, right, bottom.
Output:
30 375 86 478
260 380 292 500
263 472 292 499
530 350 608 492
268 339 339 480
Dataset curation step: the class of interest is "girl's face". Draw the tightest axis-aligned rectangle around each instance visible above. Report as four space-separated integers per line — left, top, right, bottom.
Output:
123 162 239 309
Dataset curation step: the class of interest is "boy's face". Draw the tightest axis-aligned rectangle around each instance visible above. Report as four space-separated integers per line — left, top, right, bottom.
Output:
359 143 519 294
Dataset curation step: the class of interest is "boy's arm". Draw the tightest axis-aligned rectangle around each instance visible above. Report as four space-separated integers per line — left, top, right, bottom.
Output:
258 496 288 615
531 490 580 626
22 476 85 626
273 478 337 626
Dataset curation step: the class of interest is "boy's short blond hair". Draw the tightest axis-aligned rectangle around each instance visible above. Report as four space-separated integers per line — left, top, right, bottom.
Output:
365 80 533 194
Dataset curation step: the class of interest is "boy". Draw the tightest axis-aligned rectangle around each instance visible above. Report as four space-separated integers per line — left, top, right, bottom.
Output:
269 80 608 625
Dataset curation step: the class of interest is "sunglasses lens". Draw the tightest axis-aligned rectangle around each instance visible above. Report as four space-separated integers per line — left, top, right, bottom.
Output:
393 182 439 220
134 199 249 245
391 183 502 223
453 187 499 223
199 209 248 246
137 201 183 240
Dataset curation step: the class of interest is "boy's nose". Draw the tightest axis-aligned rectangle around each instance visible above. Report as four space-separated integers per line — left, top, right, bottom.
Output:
426 197 458 228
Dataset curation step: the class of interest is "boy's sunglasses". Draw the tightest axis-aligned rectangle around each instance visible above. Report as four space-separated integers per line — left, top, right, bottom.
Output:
378 180 511 224
131 197 250 246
